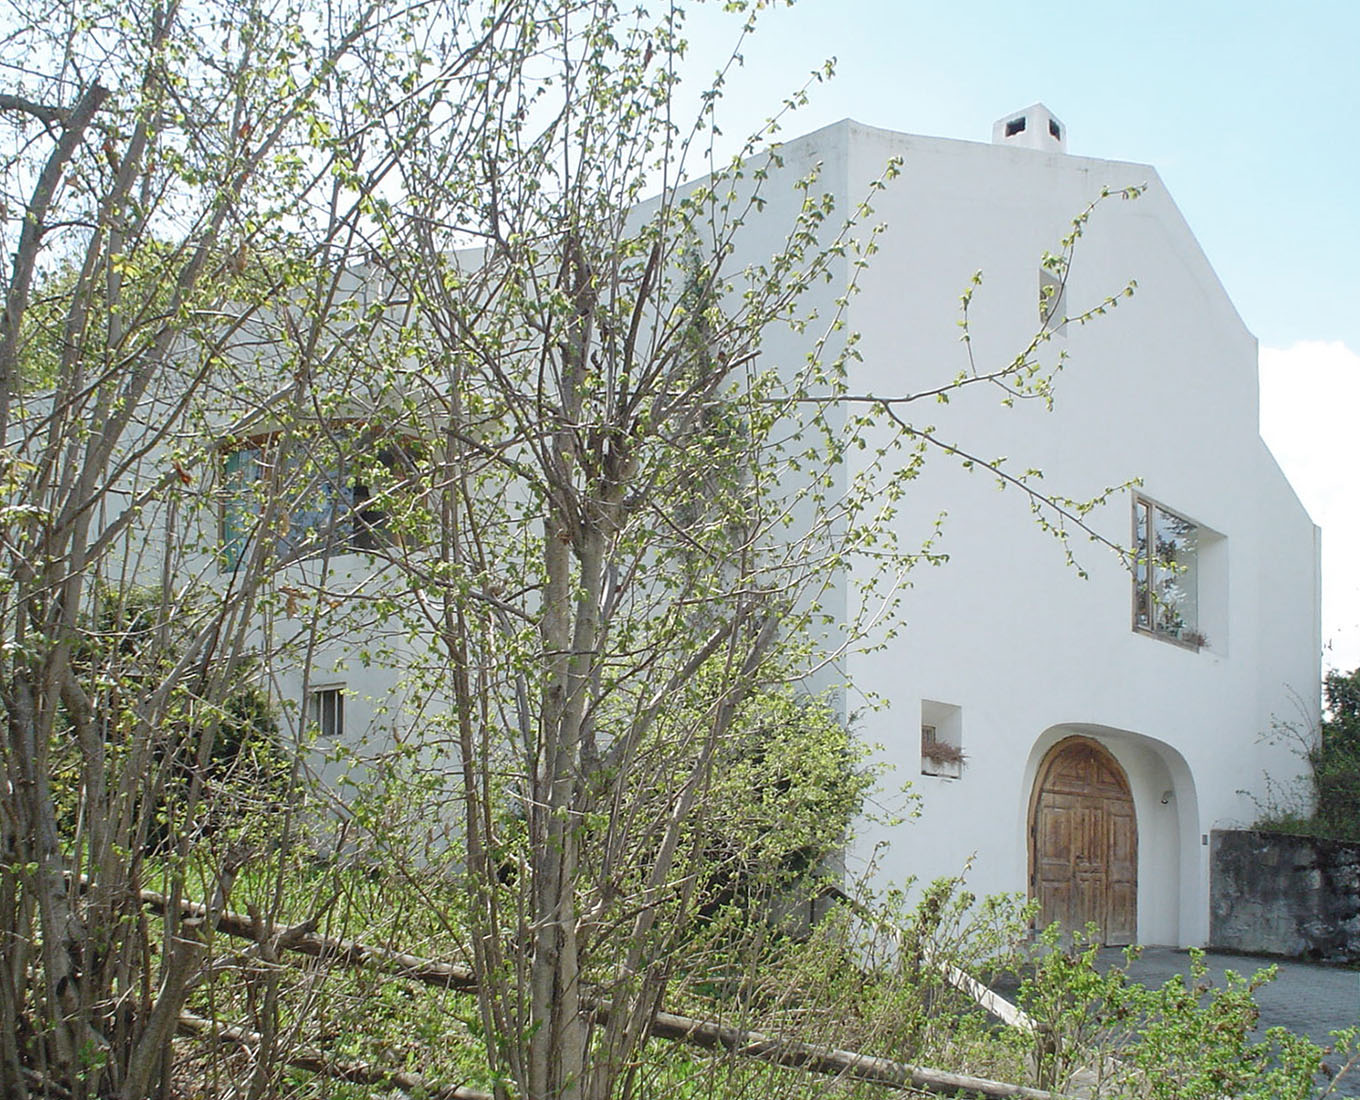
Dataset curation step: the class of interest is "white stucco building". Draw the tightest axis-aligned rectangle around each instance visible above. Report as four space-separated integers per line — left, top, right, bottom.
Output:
730 105 1319 947
211 106 1319 949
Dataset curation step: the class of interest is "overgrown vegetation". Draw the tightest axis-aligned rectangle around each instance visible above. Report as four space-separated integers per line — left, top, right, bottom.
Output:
1251 668 1360 842
162 870 1359 1099
1309 668 1360 840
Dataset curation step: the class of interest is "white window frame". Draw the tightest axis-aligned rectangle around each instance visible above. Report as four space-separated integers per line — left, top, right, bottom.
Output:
309 685 345 739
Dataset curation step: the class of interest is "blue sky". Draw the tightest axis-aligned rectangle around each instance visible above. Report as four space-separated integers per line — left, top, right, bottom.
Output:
684 0 1360 349
682 0 1360 672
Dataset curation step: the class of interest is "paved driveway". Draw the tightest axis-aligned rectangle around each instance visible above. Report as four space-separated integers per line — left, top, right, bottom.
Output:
1099 946 1360 1095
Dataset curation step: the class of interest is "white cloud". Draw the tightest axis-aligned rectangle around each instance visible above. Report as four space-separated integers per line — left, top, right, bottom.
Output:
1260 341 1360 673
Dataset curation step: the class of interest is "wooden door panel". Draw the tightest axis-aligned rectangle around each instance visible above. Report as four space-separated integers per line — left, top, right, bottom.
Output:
1035 795 1075 929
1105 882 1137 944
1039 881 1072 932
1030 738 1137 945
1106 804 1137 942
1091 758 1129 797
1076 803 1105 868
1074 871 1105 933
1108 808 1136 876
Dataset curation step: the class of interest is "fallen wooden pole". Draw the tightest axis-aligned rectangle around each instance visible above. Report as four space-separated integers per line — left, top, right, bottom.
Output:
140 885 478 991
148 889 1067 1099
640 1007 1062 1098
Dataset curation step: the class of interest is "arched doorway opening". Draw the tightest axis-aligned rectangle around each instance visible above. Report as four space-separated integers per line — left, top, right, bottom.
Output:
1029 736 1137 944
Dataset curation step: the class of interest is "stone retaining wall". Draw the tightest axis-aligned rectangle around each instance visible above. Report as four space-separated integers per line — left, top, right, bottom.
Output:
1210 828 1360 963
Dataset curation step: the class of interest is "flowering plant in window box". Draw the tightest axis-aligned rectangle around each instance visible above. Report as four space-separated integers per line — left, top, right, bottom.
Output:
920 740 966 767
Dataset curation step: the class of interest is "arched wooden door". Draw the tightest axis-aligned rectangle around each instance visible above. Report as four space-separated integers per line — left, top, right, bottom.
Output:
1029 737 1137 945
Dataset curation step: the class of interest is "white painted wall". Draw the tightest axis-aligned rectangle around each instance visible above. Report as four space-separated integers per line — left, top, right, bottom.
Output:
727 118 1319 946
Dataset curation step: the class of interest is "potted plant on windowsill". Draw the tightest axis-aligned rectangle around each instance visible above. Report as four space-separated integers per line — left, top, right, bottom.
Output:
921 739 966 777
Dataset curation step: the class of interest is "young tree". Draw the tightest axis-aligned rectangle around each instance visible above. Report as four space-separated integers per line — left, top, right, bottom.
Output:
0 0 523 1094
320 8 1132 1100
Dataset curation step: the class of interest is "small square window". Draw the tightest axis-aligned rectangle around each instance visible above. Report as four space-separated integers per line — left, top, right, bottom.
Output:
309 687 344 739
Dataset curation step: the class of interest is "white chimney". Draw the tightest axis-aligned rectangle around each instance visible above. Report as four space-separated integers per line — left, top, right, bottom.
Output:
992 104 1066 153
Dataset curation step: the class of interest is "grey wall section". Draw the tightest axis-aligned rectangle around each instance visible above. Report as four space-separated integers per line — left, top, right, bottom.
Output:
1210 829 1360 962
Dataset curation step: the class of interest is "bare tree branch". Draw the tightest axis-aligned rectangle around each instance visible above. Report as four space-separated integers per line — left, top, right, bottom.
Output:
0 81 107 436
0 92 67 125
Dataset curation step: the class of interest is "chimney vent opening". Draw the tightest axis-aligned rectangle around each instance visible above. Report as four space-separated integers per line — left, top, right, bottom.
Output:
992 104 1066 152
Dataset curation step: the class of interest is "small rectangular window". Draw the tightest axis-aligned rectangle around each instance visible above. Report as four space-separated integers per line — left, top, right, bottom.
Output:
921 701 964 778
309 687 344 739
1039 267 1067 335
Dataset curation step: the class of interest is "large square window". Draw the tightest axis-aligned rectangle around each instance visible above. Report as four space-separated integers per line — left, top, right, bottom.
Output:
220 432 413 569
1133 496 1201 645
